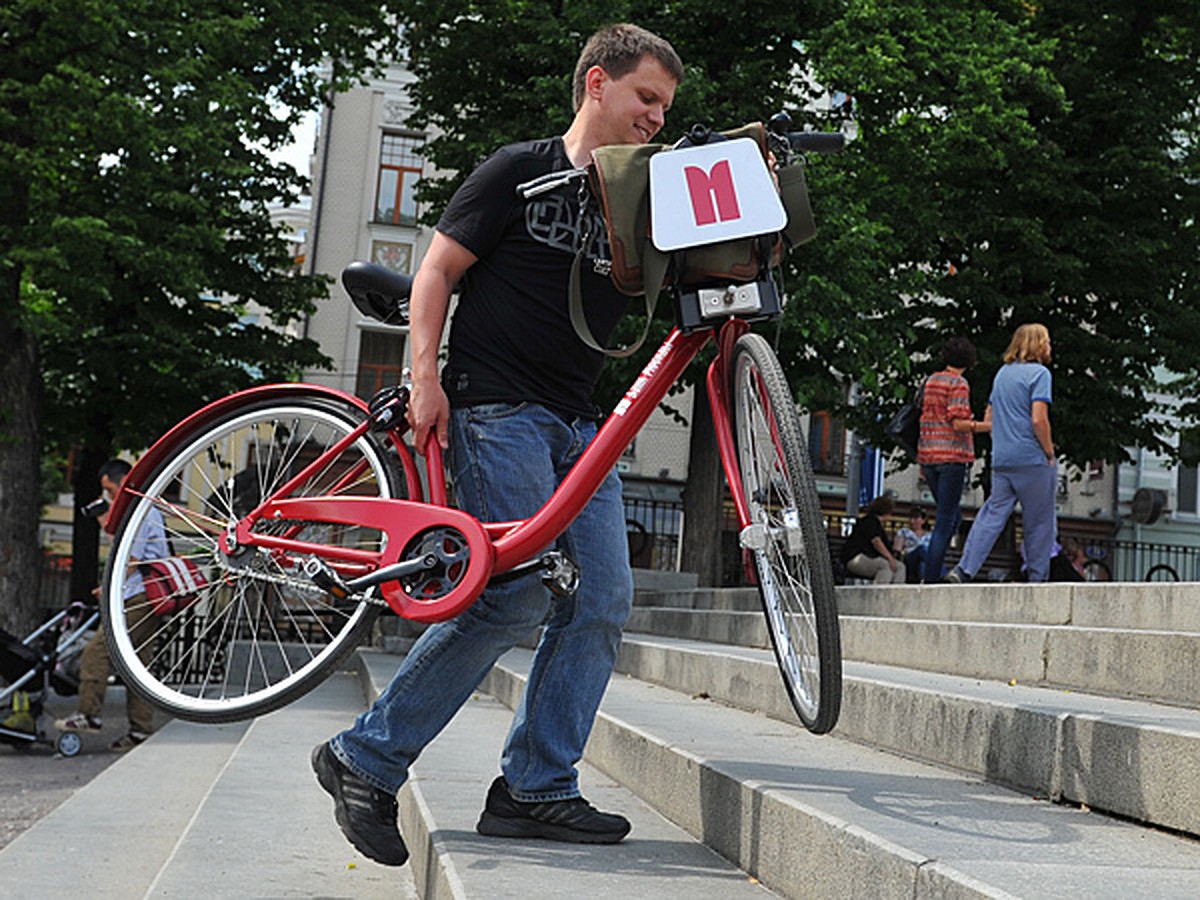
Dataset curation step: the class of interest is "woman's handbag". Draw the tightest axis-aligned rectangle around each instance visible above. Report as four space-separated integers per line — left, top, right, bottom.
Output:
885 379 927 461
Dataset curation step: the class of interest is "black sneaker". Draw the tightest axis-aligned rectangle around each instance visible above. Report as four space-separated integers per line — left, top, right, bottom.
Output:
311 742 408 866
476 776 631 844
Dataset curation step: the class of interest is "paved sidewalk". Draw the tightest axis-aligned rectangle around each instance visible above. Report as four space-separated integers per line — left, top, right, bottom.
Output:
0 684 168 850
0 671 418 899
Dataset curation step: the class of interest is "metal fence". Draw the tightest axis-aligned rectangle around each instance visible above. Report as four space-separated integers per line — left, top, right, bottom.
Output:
39 553 73 609
1075 538 1200 582
624 497 682 571
622 497 1200 583
42 502 1200 590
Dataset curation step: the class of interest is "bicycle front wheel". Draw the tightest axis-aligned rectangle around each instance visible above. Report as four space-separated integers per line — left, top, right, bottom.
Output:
103 394 407 723
731 334 842 734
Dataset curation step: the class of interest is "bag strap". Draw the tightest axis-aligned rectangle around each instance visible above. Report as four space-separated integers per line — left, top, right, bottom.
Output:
567 142 663 358
568 245 665 358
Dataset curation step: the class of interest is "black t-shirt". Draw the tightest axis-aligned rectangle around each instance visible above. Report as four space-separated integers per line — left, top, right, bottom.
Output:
842 514 886 563
436 137 629 420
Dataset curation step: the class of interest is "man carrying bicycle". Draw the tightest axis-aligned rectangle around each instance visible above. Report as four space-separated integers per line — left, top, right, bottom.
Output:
312 23 684 866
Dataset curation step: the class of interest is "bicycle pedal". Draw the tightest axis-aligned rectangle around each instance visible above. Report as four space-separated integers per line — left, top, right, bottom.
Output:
303 558 352 600
541 551 579 598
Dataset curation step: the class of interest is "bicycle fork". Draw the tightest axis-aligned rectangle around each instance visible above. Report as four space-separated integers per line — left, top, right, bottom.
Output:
707 320 804 576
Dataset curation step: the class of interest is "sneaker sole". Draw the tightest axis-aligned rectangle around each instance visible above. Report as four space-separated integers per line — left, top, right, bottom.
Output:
311 744 409 867
476 810 629 844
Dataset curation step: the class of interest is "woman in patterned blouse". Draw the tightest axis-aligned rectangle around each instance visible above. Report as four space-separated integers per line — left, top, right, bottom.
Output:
917 336 989 582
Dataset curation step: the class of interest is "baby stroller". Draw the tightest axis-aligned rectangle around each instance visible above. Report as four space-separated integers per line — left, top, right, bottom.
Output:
0 601 99 756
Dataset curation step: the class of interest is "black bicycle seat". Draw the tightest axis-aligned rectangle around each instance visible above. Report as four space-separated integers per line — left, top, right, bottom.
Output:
341 262 413 325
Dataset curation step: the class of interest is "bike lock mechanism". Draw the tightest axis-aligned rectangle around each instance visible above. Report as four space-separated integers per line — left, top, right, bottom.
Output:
367 382 411 432
739 507 805 556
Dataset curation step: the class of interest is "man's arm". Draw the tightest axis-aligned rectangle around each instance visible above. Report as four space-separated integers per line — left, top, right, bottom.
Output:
1031 400 1054 463
407 231 478 453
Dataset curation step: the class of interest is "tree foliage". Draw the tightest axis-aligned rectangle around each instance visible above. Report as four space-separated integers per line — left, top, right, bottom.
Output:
802 0 1200 466
402 1 1200 470
0 0 406 629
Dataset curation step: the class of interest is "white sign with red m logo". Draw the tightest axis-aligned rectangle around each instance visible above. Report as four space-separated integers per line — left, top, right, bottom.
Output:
648 137 786 253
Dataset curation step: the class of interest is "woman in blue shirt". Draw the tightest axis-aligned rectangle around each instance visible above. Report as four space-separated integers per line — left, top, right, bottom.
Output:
946 323 1057 582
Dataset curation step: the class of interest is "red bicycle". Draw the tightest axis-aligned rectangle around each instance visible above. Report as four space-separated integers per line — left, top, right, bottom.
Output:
100 122 844 734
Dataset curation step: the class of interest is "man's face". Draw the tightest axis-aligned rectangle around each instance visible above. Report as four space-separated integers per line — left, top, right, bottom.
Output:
100 474 121 500
592 56 677 146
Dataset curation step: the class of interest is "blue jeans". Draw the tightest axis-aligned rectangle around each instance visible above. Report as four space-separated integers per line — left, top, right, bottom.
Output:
957 463 1059 582
332 402 633 801
903 545 927 584
922 462 966 583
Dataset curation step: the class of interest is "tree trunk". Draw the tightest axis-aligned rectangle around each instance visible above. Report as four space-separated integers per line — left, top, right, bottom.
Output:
69 444 108 602
0 324 45 635
680 388 723 587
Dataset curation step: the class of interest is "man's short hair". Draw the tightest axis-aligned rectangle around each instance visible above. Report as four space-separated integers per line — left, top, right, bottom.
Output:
572 23 684 111
98 458 132 484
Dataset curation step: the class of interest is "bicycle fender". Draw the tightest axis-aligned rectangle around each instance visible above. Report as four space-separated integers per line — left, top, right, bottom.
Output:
104 384 372 536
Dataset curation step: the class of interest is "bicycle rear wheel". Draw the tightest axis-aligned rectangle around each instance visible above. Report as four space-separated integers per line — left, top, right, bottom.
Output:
730 334 841 734
103 394 407 723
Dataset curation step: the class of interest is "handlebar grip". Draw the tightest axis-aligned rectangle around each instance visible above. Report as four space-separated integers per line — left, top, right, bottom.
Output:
788 132 846 154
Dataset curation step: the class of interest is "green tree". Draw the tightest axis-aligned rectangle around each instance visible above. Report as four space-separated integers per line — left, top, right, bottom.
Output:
803 0 1200 468
0 0 404 632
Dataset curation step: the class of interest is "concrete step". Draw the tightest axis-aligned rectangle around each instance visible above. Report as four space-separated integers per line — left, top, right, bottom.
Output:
350 652 780 899
0 670 415 900
626 602 1200 708
477 647 1200 899
615 631 1200 838
842 614 1200 707
635 585 761 612
639 582 1200 632
838 582 1200 632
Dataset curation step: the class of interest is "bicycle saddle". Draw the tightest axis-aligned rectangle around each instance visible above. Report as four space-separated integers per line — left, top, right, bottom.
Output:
342 261 413 325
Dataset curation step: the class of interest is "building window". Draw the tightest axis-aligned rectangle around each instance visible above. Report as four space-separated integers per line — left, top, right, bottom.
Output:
375 134 423 226
355 329 406 399
1179 440 1199 515
808 411 846 476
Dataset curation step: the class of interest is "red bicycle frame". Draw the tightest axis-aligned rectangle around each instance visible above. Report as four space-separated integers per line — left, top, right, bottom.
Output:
107 319 761 623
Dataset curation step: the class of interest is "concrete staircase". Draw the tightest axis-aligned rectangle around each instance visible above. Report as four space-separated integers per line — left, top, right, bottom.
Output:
6 575 1200 898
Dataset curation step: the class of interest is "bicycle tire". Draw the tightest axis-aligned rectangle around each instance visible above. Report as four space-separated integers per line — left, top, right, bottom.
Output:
730 333 842 734
1145 563 1179 582
1081 559 1111 582
103 393 408 723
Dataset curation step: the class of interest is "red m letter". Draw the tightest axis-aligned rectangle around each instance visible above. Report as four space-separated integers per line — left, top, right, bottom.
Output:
684 160 741 226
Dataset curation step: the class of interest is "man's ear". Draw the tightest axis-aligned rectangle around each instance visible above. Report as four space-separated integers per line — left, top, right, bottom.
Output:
583 64 608 103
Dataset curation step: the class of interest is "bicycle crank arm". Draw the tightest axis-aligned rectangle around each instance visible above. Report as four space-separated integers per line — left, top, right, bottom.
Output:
488 551 580 598
304 555 438 599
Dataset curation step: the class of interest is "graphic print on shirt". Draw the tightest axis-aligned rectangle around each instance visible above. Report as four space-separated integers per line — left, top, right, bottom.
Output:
524 192 611 275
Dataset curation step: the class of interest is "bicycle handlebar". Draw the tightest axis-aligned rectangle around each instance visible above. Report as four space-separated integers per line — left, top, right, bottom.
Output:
766 111 846 159
785 131 845 154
